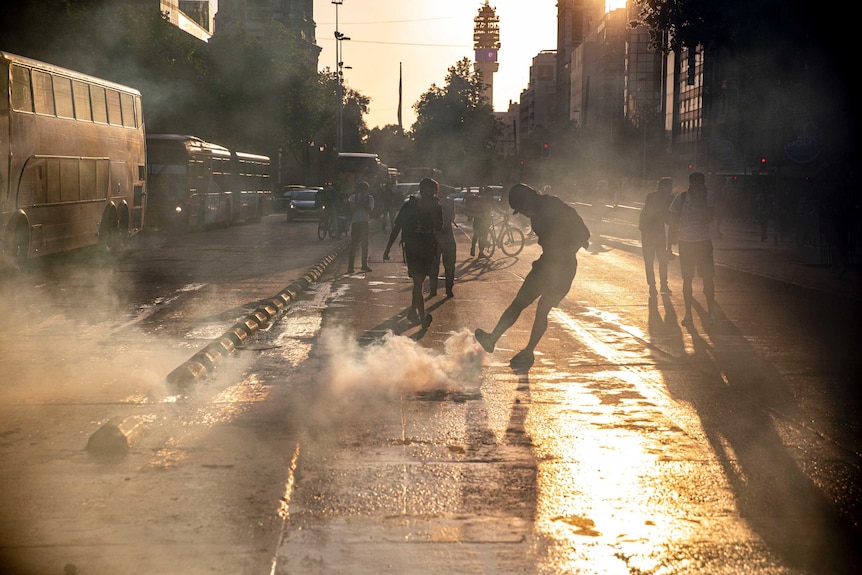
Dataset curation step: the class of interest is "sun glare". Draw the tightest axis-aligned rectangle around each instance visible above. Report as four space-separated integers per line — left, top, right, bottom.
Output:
606 0 628 12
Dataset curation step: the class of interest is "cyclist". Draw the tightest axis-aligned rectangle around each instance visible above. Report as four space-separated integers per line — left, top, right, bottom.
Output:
474 183 590 368
470 186 499 258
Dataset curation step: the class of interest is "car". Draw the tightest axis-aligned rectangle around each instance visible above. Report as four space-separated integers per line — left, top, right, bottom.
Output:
283 187 324 220
274 185 309 212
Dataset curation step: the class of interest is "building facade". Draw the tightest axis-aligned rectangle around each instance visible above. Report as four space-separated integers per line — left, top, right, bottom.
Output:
473 1 501 108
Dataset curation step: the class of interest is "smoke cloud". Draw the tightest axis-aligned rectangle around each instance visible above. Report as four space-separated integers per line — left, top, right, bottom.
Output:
319 327 485 396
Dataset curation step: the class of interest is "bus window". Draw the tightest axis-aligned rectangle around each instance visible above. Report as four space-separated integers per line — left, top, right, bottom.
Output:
72 80 92 121
61 159 80 202
97 160 109 200
11 65 32 112
120 92 136 128
32 70 55 116
91 85 107 124
54 76 74 119
80 159 96 200
19 159 47 207
134 95 143 128
106 89 122 126
47 159 61 204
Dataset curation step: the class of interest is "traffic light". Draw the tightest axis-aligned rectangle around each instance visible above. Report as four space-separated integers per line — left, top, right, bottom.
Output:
542 142 550 157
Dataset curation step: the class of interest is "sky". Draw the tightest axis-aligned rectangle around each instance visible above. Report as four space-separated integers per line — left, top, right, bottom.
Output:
311 1 624 131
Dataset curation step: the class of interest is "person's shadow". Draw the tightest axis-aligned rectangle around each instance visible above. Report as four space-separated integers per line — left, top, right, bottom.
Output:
654 302 862 572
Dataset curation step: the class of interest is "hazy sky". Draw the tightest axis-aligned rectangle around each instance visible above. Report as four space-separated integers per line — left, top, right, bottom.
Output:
311 1 590 130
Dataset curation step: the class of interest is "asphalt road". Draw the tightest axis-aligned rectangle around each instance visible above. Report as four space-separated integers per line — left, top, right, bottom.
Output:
1 211 860 574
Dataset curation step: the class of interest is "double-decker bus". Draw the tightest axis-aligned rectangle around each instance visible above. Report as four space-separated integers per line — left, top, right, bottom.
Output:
145 134 272 231
1 52 146 264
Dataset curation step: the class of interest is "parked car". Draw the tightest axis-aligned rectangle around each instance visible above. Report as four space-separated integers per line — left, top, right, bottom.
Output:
284 187 324 220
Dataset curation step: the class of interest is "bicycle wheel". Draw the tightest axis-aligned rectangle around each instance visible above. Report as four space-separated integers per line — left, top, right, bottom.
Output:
499 225 525 257
317 214 330 240
483 223 497 258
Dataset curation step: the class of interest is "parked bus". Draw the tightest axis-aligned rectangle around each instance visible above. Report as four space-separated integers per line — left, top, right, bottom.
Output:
145 134 272 231
1 51 146 264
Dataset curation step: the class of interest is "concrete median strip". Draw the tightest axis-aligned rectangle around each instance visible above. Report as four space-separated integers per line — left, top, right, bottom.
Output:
165 241 347 387
86 241 347 457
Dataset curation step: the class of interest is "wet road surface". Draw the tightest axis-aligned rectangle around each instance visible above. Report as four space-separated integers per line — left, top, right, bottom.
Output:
1 213 860 574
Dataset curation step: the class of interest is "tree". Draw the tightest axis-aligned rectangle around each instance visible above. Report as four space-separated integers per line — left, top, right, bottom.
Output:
411 58 501 184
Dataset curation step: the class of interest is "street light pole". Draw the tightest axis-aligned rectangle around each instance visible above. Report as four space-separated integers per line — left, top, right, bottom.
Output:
332 0 346 153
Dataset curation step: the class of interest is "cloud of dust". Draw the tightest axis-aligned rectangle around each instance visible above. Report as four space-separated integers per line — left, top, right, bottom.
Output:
320 327 485 396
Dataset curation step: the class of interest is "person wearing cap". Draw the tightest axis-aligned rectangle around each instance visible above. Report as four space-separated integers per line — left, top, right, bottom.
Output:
383 177 443 328
475 183 590 368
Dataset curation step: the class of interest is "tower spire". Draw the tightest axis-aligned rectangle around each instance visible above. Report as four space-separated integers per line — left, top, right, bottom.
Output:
473 1 500 108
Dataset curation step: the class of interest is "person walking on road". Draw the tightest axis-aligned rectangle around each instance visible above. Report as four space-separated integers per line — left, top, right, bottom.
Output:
383 178 443 328
669 171 716 326
347 182 375 273
432 186 457 298
475 184 590 368
639 177 675 297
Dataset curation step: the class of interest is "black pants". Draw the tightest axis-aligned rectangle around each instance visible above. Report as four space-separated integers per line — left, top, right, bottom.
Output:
348 221 369 269
433 241 456 293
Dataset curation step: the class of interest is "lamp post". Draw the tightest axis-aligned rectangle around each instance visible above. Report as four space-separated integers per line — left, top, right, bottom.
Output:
332 1 349 153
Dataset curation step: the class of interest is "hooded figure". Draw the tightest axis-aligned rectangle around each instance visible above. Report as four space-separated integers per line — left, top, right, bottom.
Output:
383 178 443 328
475 183 589 368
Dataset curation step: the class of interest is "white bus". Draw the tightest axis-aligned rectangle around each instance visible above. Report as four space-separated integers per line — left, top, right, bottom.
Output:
1 52 146 265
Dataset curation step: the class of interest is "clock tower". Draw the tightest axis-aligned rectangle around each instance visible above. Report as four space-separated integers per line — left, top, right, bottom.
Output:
473 1 500 108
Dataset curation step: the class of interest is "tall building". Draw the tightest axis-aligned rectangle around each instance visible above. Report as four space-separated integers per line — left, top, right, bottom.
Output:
160 0 217 42
214 0 320 66
473 1 500 108
556 0 605 124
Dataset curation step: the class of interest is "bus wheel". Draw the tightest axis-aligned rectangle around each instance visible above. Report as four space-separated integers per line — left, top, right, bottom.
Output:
98 212 120 254
8 222 30 269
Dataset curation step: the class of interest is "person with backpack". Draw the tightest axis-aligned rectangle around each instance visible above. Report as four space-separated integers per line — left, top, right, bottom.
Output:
474 183 590 368
383 178 443 328
669 172 716 326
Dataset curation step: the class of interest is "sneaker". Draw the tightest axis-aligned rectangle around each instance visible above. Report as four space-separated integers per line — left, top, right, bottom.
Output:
474 329 495 353
649 285 658 297
446 290 454 298
509 349 535 368
361 266 373 272
421 314 433 329
681 314 694 327
407 309 420 324
660 284 672 294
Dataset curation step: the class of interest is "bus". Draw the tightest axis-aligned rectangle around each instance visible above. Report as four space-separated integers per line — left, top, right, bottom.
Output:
145 134 272 231
1 51 146 264
333 152 388 197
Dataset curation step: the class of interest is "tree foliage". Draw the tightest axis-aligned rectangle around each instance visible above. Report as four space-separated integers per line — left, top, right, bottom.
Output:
411 58 501 184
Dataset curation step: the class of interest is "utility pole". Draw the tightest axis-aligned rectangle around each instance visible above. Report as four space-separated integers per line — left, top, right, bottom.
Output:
332 0 350 153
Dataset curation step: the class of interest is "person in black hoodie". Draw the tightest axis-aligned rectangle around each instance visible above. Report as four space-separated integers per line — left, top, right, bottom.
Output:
475 183 590 368
383 178 443 328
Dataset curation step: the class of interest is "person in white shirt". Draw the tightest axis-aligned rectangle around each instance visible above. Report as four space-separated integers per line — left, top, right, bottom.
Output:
347 181 375 273
669 172 716 326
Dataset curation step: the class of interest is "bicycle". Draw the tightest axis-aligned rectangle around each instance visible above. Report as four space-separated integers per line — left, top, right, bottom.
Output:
317 207 332 239
483 213 525 257
316 207 348 239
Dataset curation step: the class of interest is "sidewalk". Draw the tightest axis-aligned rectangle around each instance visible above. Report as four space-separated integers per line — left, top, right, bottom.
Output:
594 206 862 303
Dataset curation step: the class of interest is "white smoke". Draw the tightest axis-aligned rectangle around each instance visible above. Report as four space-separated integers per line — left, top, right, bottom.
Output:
320 327 485 396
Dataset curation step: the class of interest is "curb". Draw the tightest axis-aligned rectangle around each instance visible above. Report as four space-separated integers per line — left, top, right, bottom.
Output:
165 241 348 387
